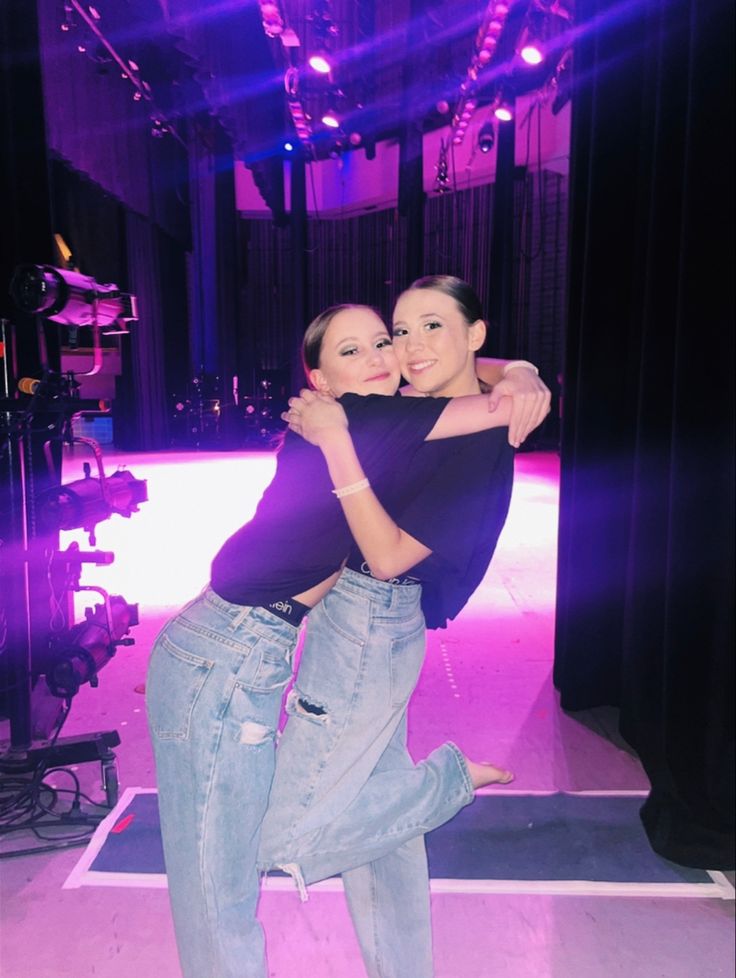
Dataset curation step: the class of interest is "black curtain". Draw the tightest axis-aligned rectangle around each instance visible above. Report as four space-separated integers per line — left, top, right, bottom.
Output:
188 118 240 393
238 167 567 430
555 0 734 868
49 162 186 451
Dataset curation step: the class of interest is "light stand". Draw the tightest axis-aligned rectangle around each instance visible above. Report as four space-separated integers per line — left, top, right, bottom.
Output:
0 268 144 856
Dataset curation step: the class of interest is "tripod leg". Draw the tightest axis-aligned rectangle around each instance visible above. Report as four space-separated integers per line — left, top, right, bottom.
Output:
101 751 119 807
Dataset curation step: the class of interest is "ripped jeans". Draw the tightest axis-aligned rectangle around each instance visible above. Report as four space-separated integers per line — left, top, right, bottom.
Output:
258 569 474 978
146 586 299 978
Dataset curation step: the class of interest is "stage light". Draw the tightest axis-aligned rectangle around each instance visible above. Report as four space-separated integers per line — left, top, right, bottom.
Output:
37 468 148 540
46 595 139 698
551 50 572 115
259 0 284 37
308 53 331 74
284 140 295 152
322 111 340 129
60 1 75 31
479 121 495 153
520 43 544 65
10 265 137 332
494 103 513 122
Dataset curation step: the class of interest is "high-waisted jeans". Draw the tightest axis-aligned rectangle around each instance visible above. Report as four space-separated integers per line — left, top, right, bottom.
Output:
258 569 474 978
146 586 300 978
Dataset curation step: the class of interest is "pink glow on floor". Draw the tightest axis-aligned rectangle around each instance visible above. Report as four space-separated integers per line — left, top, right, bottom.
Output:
60 449 277 612
2 449 730 978
59 448 558 616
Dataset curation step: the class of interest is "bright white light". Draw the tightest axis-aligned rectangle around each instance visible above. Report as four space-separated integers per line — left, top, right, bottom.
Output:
494 104 513 122
322 112 340 129
520 44 544 66
61 451 277 613
308 54 331 74
284 141 294 151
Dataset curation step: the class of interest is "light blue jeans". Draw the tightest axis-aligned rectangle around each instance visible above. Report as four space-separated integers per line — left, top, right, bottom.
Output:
146 586 299 978
258 569 474 978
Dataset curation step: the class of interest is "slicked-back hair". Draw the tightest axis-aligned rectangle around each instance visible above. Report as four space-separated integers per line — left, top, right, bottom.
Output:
302 304 378 378
400 275 484 326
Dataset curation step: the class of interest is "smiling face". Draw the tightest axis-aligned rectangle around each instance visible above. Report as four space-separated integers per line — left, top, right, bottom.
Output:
306 306 401 397
391 287 486 397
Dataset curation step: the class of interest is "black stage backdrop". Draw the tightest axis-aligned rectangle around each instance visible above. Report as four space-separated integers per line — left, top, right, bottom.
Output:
239 168 567 448
555 0 735 867
49 161 190 451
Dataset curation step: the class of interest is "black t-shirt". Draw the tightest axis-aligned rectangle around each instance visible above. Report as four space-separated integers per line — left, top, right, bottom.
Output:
210 393 448 606
347 427 514 629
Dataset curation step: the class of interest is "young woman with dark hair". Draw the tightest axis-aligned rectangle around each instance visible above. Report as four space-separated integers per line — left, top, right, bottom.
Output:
146 298 546 978
258 277 549 978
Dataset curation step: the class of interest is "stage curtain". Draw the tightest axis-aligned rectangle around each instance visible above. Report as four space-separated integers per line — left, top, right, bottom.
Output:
120 213 171 451
37 0 189 244
555 0 735 868
238 167 567 421
187 118 240 391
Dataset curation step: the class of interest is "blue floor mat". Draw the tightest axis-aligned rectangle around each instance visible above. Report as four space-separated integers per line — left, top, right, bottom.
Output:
425 793 708 884
65 788 728 896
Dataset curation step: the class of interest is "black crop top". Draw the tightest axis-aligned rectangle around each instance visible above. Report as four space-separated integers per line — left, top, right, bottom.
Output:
210 392 448 607
345 426 514 629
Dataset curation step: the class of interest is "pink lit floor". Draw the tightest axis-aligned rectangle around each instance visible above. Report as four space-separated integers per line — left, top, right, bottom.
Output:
0 450 733 978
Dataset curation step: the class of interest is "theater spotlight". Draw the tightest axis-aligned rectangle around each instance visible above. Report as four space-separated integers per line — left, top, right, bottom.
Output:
46 595 139 698
10 264 137 334
37 467 148 543
478 121 495 153
321 110 340 129
520 42 544 65
494 102 514 122
308 52 331 74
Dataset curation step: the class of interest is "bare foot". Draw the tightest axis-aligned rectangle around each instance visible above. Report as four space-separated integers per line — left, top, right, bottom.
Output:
466 759 514 789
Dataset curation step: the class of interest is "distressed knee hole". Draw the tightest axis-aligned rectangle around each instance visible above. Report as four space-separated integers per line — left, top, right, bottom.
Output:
239 720 273 745
287 687 329 723
297 697 326 716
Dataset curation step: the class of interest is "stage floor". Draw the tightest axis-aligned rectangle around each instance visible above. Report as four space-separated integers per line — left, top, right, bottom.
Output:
1 449 733 978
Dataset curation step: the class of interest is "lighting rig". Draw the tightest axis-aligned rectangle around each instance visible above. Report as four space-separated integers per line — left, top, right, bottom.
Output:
259 0 369 162
0 265 146 857
449 0 574 149
59 1 183 145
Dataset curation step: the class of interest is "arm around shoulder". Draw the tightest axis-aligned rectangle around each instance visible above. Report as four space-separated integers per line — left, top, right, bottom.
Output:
426 393 512 441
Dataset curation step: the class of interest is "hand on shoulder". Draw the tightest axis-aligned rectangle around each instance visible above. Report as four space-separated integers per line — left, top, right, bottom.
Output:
282 388 349 446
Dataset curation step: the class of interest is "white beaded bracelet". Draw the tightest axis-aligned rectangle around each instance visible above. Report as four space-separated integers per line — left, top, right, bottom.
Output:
502 359 539 377
332 478 370 499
